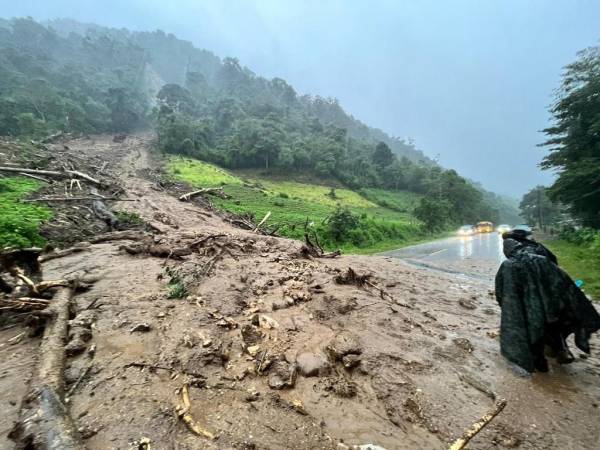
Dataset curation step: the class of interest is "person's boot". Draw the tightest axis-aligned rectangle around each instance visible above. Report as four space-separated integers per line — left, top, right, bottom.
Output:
533 355 549 372
556 347 575 364
574 328 590 354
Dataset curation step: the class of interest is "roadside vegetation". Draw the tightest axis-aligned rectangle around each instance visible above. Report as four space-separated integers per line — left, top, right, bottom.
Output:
0 177 51 248
543 228 600 300
168 157 427 253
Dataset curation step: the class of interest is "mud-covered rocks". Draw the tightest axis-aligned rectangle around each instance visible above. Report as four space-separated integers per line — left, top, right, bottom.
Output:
458 298 477 310
130 322 151 333
296 352 330 377
453 337 474 353
241 324 262 347
322 376 358 398
342 354 361 369
65 338 87 356
268 358 297 390
326 333 362 369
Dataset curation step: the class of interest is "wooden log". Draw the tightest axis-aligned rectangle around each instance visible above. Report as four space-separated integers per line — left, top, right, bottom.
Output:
39 244 91 263
448 398 507 450
22 196 135 203
0 166 63 177
0 166 105 187
179 187 228 201
10 286 83 449
65 170 103 186
19 172 51 183
253 211 271 233
89 230 151 244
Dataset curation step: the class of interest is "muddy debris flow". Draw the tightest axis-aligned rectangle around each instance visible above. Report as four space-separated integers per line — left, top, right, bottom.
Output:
0 134 599 449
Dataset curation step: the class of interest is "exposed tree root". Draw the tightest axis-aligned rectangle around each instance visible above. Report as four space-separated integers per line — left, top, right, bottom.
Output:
448 398 507 450
299 233 341 259
175 384 218 440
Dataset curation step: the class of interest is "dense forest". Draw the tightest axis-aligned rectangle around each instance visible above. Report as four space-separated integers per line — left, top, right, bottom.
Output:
0 17 520 229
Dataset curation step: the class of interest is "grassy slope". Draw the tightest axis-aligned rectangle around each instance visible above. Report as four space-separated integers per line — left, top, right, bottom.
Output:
544 239 600 300
168 156 427 253
0 177 52 248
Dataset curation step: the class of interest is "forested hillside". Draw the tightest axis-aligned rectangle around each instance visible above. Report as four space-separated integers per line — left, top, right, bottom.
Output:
0 17 519 231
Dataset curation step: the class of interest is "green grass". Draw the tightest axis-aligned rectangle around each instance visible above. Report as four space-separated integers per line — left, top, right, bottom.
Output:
167 156 428 253
0 177 52 248
544 239 600 300
360 188 421 214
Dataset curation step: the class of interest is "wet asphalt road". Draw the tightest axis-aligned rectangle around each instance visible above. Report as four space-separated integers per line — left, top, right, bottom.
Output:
383 232 505 280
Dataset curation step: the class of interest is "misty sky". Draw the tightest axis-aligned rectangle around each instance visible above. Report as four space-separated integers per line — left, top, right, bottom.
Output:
2 1 600 197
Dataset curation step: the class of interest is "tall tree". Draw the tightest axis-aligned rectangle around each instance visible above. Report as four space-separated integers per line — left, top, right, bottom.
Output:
519 186 561 228
541 46 600 228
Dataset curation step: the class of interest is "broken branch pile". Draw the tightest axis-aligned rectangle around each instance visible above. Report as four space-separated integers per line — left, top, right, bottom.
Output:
0 248 70 313
298 233 341 259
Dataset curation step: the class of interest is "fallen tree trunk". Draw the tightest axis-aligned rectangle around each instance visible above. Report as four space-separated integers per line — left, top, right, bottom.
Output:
0 166 105 187
10 285 84 449
39 244 91 263
179 187 229 201
89 230 151 244
19 172 51 183
22 196 134 203
0 166 63 177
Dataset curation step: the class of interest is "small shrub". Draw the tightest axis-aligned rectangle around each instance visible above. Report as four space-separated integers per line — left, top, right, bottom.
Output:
165 267 188 299
278 192 289 198
115 211 144 227
0 177 51 248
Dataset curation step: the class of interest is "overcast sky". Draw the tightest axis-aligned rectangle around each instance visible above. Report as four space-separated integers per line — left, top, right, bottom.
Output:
2 0 599 197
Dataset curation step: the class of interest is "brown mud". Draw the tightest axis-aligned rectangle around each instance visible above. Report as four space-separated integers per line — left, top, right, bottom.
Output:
1 135 599 449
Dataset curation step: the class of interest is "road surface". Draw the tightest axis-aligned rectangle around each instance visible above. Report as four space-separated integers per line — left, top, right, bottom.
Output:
383 232 505 280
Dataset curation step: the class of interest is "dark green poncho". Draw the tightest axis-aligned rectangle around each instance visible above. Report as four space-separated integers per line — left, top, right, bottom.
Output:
495 237 600 373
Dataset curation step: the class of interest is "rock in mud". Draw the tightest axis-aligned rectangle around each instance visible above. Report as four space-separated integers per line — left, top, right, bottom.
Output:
342 354 361 369
268 359 297 390
70 311 96 328
323 377 358 398
241 324 262 346
65 338 87 356
458 298 477 310
336 297 358 314
130 323 151 333
326 333 362 361
296 352 330 377
272 298 293 311
453 337 474 352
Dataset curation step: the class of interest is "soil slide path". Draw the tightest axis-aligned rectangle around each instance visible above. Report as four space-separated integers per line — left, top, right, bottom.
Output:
1 135 599 449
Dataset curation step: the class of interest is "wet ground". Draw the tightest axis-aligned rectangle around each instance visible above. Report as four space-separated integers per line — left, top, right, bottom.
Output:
2 136 600 450
383 233 505 281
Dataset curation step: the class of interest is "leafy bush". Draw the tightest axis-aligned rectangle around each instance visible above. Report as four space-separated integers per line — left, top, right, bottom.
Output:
0 177 52 248
326 207 360 241
559 227 600 246
414 198 451 231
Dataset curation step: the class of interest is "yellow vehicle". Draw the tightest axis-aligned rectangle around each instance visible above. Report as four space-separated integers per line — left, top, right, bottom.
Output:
476 221 494 233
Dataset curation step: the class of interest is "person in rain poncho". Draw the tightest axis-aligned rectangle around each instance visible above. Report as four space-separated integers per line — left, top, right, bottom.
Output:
495 228 600 373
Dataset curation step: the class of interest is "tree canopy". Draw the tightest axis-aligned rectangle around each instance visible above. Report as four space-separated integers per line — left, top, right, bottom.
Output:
541 46 600 228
